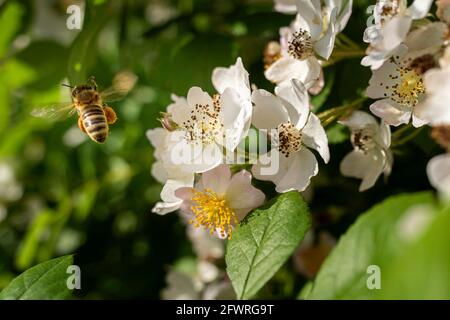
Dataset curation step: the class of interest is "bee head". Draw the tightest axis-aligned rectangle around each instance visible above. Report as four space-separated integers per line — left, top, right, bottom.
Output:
70 77 99 104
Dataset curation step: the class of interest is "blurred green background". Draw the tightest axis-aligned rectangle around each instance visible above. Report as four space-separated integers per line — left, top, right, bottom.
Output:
0 0 441 299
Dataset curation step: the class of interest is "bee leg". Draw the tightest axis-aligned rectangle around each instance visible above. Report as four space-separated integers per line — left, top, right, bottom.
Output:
103 105 117 124
78 117 87 133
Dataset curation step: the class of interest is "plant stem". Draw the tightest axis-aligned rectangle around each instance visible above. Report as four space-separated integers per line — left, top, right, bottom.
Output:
392 126 425 146
318 96 367 127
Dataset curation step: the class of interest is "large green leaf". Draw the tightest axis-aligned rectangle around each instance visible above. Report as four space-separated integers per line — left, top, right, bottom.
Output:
0 255 74 300
307 192 435 299
226 191 311 300
379 207 450 299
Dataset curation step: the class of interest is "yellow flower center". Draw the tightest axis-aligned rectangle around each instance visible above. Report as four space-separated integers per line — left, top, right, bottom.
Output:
390 67 425 107
189 188 237 239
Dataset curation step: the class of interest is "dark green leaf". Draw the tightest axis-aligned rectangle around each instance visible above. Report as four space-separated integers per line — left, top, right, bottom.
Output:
226 191 311 299
0 255 74 300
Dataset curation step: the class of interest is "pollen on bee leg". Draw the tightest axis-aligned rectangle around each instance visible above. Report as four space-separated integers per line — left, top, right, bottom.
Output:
78 117 86 133
104 106 117 124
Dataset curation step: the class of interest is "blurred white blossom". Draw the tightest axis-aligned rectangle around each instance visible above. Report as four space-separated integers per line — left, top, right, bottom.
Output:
339 111 392 191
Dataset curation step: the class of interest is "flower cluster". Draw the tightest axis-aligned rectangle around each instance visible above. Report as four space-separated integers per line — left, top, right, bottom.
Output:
363 0 450 197
148 0 450 244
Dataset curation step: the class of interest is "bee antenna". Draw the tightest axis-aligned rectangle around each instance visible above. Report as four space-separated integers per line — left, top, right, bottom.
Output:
62 84 74 89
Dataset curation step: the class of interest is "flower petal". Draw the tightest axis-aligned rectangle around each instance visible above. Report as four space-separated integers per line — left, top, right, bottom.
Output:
212 57 251 101
293 0 323 40
302 113 330 163
274 148 319 192
404 22 446 61
427 154 450 197
314 7 337 60
174 187 197 214
151 161 168 184
415 91 450 125
369 99 412 126
339 110 378 130
411 113 428 128
275 79 310 128
340 149 385 191
220 87 252 149
378 15 412 52
251 89 289 130
265 56 321 87
200 164 232 196
152 201 182 215
366 61 399 99
274 0 297 13
225 170 265 221
168 95 191 126
187 86 213 110
379 120 392 149
408 0 433 19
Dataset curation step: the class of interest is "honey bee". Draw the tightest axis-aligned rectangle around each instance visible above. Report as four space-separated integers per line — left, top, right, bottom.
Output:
32 73 137 143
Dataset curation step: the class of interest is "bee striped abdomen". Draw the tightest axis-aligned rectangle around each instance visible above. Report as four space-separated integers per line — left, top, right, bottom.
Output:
81 104 108 143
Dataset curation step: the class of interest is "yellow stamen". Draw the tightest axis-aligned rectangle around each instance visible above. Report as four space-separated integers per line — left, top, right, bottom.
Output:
390 67 425 107
189 188 237 239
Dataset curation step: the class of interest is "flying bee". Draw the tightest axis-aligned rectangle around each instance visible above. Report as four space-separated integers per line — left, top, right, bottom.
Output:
32 72 137 143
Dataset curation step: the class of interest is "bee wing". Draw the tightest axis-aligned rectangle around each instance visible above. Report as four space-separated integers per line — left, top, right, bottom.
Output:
31 102 77 121
100 71 137 102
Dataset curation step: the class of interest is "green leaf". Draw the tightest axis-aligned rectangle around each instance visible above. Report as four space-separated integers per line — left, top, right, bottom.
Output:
226 191 311 300
379 207 450 299
0 255 74 300
307 192 435 299
297 281 313 300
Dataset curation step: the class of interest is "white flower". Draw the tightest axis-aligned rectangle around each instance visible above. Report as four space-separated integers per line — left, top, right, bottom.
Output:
339 111 393 191
161 270 201 300
265 0 339 87
165 57 252 174
251 79 330 193
362 0 434 70
427 154 450 199
175 165 265 239
366 45 427 127
161 266 235 300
